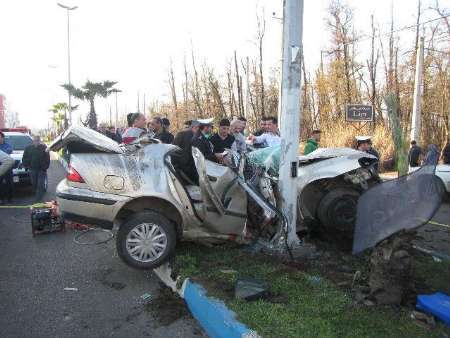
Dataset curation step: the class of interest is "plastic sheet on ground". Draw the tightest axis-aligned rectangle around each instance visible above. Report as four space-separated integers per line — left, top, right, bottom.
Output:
353 165 443 254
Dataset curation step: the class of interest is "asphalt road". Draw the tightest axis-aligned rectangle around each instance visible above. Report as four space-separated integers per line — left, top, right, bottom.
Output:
2 158 448 338
417 202 450 256
0 159 205 338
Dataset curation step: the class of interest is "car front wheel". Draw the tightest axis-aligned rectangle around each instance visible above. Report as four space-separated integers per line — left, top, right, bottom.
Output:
116 211 176 270
317 187 360 238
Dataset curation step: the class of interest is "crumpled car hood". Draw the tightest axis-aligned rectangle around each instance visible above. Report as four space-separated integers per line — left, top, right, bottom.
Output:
299 147 376 162
48 126 123 154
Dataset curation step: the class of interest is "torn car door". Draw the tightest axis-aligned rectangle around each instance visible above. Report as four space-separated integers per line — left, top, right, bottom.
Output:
191 147 247 235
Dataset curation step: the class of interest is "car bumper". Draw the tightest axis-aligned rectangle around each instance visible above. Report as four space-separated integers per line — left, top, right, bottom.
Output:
56 179 129 229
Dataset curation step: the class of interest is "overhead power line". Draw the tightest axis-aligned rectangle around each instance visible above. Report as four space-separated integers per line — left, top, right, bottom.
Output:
323 14 450 51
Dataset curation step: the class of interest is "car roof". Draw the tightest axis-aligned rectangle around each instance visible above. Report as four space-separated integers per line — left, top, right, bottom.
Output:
3 132 32 137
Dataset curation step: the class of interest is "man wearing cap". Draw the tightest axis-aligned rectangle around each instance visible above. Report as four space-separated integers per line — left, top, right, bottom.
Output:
356 136 380 170
172 120 200 183
192 118 216 162
356 136 371 152
304 130 321 155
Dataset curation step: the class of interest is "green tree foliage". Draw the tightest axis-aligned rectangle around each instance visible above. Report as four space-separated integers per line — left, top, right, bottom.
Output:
48 102 78 132
62 80 120 129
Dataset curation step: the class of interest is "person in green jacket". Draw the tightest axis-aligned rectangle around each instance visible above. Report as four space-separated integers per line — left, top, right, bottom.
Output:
304 130 321 155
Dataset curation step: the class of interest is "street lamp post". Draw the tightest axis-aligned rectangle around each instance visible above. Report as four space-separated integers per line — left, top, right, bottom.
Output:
58 3 78 127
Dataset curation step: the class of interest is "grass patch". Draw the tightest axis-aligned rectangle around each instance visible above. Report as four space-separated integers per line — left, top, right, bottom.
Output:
413 254 450 295
174 242 450 338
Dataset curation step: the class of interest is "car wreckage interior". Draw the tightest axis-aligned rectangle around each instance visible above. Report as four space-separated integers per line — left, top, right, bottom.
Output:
50 126 444 271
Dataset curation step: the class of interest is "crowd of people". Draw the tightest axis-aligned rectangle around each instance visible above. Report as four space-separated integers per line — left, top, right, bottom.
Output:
2 111 449 205
408 139 450 167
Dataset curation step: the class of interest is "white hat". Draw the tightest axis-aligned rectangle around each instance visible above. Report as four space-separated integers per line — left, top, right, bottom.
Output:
355 136 372 142
197 118 214 125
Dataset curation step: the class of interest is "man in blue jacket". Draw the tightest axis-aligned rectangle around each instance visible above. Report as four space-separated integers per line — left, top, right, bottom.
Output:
0 132 13 203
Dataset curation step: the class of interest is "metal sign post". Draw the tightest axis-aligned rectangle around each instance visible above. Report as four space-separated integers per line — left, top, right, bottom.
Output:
278 0 304 247
345 104 374 122
345 104 374 133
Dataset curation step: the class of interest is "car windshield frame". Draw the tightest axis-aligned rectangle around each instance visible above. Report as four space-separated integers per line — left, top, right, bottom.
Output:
4 134 33 151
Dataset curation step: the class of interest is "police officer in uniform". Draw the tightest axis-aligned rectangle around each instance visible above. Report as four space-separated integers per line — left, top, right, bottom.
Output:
192 118 217 162
356 136 379 171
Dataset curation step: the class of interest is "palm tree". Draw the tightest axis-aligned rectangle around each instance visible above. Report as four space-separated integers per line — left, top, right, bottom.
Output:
62 80 121 129
49 102 78 132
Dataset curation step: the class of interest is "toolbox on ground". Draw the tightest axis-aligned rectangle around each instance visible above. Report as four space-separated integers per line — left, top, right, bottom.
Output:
30 201 65 237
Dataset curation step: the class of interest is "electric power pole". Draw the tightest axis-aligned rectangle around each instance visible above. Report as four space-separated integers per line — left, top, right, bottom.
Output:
410 36 424 143
278 0 304 247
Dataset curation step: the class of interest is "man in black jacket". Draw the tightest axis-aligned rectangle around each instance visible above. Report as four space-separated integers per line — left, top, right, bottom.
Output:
172 120 200 184
149 117 174 144
192 119 216 162
209 118 236 163
22 136 50 202
408 140 422 167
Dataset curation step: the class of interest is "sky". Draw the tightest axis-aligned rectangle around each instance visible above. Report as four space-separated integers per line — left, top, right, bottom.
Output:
0 0 443 130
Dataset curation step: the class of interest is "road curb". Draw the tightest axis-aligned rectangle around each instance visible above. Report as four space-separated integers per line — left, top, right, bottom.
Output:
153 265 259 338
183 280 258 338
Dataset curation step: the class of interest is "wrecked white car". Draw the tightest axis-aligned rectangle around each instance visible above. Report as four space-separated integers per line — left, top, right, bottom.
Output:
49 126 379 269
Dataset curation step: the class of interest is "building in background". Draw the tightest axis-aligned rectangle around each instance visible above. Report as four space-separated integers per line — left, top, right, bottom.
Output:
5 111 20 128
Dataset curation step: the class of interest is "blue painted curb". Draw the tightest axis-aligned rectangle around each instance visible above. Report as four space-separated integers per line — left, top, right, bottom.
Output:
183 280 258 338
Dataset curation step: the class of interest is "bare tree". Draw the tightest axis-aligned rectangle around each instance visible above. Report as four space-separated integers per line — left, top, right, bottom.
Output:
208 71 227 118
367 15 380 122
256 7 266 117
168 59 179 129
182 55 189 119
430 0 450 37
234 51 244 116
190 46 204 117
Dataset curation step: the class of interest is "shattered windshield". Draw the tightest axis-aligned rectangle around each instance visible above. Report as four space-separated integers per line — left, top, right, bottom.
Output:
246 145 281 175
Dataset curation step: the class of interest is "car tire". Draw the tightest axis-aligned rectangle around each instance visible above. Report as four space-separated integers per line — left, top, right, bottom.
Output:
317 188 360 237
116 211 176 270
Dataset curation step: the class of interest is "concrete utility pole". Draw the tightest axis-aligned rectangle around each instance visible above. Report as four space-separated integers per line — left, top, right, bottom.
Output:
58 3 78 126
278 0 304 247
410 36 424 143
